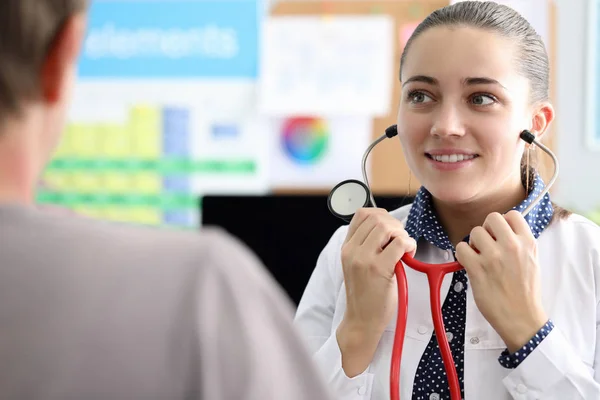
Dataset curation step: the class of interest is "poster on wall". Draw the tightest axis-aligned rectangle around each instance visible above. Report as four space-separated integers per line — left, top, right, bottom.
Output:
267 116 372 188
258 15 395 117
586 0 600 150
37 0 267 229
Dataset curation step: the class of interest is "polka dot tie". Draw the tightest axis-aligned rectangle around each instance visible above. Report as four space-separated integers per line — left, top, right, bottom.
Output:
404 174 554 400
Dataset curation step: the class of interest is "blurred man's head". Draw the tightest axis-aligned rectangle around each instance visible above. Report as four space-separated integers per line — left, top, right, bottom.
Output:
0 0 88 203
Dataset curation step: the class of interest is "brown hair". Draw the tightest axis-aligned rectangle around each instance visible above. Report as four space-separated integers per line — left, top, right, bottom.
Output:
400 0 570 221
0 0 89 121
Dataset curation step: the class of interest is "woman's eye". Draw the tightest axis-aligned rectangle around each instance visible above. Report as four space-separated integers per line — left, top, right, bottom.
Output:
470 94 496 106
408 91 433 104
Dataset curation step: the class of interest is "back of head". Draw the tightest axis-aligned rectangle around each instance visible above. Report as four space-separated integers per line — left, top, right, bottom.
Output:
0 0 89 204
0 0 89 122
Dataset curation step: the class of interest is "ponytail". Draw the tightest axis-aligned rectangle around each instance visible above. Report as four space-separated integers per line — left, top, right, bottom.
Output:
520 148 571 222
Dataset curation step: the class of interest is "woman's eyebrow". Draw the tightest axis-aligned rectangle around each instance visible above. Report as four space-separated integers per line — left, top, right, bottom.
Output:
401 75 508 90
462 77 507 89
401 75 438 88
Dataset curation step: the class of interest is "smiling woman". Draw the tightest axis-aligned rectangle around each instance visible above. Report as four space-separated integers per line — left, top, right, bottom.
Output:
397 24 549 243
294 2 600 400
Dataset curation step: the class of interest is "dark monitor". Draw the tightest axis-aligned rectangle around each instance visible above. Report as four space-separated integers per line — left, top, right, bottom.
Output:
200 194 413 306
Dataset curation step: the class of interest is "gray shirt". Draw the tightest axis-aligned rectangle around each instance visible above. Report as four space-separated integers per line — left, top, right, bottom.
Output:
0 204 332 400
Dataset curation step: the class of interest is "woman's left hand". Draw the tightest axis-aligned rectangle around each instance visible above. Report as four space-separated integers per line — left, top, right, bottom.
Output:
455 210 549 353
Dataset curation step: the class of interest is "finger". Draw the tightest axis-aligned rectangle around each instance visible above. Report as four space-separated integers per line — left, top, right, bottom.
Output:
345 208 387 244
362 219 408 252
378 235 417 273
469 226 497 255
345 213 381 249
504 210 533 237
482 212 514 244
406 236 417 258
455 241 482 278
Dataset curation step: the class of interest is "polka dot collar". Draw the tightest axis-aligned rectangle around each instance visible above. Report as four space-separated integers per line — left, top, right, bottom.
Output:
404 174 554 251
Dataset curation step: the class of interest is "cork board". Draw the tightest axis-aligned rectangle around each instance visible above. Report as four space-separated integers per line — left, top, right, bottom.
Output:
270 0 557 195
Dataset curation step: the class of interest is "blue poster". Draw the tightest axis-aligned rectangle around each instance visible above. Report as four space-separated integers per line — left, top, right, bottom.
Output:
78 0 260 78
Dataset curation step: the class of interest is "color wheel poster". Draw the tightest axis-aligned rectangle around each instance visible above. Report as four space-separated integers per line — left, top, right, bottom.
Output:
268 116 372 188
36 0 267 229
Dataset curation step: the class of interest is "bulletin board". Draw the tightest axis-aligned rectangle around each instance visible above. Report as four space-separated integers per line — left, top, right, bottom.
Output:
270 0 558 195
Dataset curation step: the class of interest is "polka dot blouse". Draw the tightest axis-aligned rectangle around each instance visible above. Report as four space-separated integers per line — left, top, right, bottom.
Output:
403 174 555 400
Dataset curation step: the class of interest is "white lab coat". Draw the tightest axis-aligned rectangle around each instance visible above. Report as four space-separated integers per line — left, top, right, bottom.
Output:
294 204 600 400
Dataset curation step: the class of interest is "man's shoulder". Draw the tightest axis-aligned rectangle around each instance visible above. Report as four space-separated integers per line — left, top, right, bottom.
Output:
51 211 230 253
2 205 256 275
74 215 258 271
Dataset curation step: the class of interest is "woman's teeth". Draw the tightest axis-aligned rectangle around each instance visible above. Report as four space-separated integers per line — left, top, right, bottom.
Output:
431 154 476 163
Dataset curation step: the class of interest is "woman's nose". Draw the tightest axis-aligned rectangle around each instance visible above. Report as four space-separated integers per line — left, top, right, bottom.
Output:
430 105 466 138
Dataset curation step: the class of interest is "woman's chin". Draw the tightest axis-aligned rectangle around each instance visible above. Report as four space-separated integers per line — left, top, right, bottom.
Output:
422 181 479 205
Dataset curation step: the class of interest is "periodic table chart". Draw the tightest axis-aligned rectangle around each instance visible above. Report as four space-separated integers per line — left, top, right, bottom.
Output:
35 0 267 229
39 105 198 227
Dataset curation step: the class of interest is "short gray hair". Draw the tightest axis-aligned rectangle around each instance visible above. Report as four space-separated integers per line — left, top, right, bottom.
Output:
0 0 89 121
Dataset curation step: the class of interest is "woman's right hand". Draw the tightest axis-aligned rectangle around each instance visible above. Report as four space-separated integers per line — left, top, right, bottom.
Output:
336 207 416 377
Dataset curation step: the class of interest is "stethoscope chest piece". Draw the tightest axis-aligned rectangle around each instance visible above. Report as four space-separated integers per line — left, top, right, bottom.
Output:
327 179 371 222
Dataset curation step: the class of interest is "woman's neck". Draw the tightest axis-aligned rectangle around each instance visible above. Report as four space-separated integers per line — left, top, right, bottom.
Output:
432 178 527 247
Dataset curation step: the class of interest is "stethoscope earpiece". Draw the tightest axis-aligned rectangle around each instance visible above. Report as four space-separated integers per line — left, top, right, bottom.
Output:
327 179 371 222
519 130 536 144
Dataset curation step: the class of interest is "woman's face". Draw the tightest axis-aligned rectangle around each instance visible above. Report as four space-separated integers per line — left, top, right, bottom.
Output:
398 26 540 205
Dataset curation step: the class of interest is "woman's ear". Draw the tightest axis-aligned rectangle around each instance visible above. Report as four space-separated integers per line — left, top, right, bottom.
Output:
529 102 555 141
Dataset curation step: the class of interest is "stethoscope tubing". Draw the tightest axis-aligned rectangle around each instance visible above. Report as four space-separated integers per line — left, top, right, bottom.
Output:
391 256 463 400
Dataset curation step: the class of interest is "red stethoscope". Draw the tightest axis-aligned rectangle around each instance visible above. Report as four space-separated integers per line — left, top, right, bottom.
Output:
327 125 559 400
